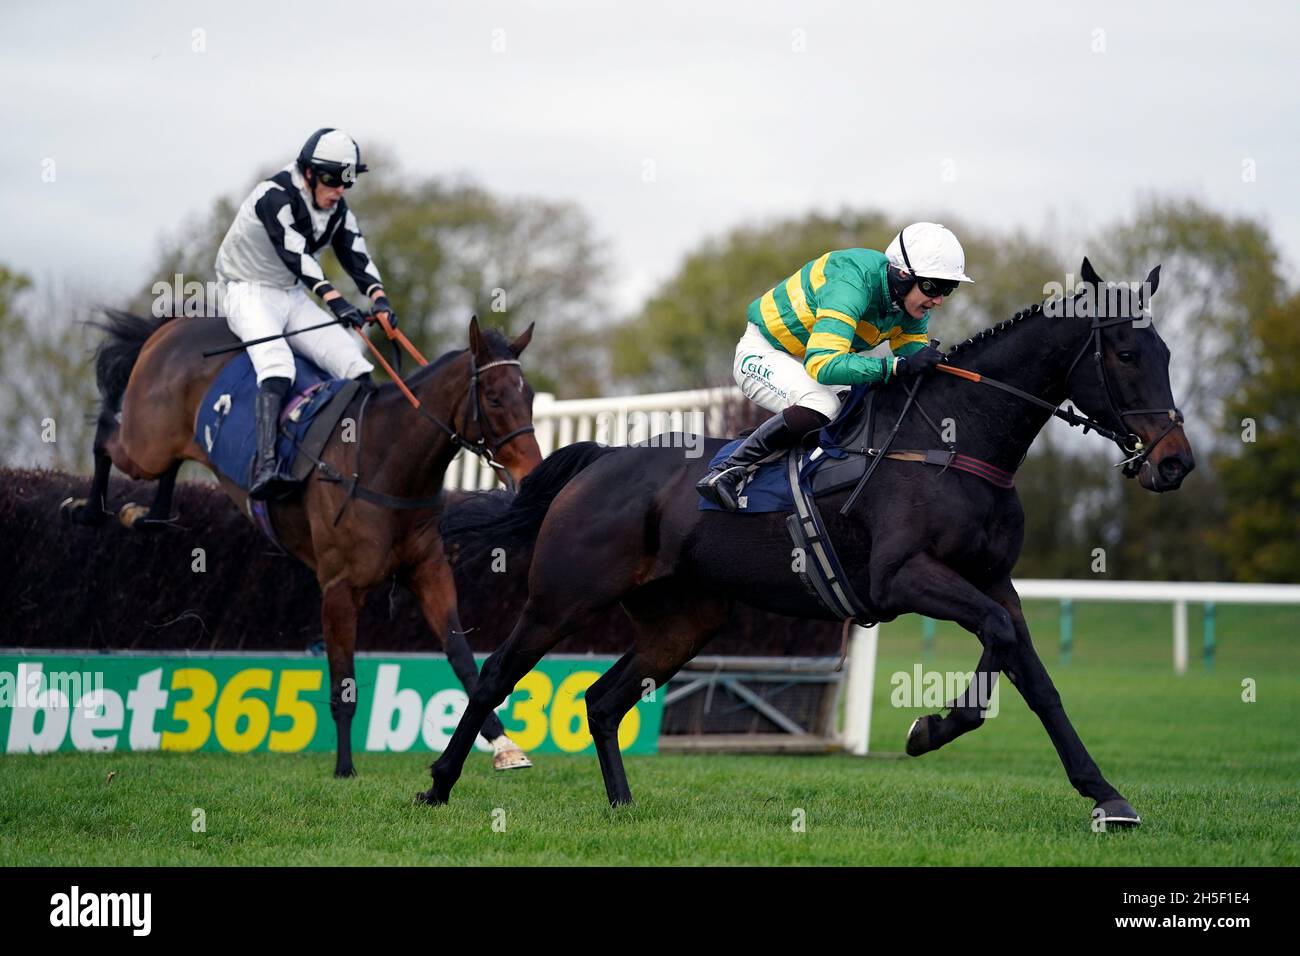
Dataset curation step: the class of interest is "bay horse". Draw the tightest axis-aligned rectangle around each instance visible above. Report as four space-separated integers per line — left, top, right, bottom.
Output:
423 258 1194 827
62 312 542 776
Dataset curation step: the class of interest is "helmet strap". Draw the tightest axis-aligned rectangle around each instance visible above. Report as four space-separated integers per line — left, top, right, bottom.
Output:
887 264 914 310
302 167 329 211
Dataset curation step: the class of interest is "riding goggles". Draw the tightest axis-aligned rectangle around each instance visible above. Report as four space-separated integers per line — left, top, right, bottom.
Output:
916 275 959 299
312 164 356 189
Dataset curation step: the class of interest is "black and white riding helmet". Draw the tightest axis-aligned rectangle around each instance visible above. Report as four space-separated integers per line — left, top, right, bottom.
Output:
296 128 368 188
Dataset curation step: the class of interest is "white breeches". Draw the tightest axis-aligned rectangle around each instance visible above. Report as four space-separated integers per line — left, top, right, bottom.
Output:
222 281 373 385
732 323 848 419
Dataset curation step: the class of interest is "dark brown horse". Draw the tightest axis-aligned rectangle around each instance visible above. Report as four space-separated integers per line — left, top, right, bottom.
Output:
424 259 1194 827
62 312 542 776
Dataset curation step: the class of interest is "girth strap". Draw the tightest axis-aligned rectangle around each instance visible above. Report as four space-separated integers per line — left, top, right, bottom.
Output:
785 452 876 627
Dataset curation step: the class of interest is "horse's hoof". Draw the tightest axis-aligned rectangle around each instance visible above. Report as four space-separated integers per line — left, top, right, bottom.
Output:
334 766 357 779
118 503 149 529
493 744 533 772
414 787 447 807
905 714 939 757
61 497 105 527
118 503 171 532
1093 798 1142 830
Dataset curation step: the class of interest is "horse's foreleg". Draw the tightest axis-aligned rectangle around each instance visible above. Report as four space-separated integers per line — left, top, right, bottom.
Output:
882 559 1127 813
986 580 1133 819
406 556 528 770
321 580 361 778
906 644 999 757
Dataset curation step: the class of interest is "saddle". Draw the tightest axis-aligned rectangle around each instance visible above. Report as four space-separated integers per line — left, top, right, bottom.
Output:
195 353 361 495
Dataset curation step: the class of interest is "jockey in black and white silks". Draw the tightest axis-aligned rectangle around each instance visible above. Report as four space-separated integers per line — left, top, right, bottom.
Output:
215 127 397 499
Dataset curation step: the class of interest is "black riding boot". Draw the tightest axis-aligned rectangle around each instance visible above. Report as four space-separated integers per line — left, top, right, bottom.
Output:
248 377 290 501
696 413 797 511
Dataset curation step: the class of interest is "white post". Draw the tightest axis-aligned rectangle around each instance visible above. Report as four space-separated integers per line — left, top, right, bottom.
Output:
841 624 878 756
1173 600 1188 675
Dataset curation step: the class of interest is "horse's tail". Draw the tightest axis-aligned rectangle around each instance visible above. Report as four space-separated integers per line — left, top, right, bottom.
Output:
440 441 617 568
90 309 174 414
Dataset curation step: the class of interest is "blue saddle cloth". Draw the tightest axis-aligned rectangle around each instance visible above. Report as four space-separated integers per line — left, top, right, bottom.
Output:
697 384 872 514
195 353 352 490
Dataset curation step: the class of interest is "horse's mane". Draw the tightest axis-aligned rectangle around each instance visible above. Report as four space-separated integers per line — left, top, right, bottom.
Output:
943 301 1048 360
407 327 514 381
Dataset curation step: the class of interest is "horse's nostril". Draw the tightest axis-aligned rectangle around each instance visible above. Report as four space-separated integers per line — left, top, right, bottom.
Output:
1158 458 1185 482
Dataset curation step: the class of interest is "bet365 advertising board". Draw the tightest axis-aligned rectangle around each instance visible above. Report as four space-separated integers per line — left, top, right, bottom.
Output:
0 654 661 755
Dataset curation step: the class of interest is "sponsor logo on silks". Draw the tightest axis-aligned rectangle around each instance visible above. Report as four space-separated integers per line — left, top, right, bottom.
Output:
739 355 787 399
739 354 775 381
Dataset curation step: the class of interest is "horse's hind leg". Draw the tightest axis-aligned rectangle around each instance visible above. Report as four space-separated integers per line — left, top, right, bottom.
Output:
60 411 117 526
421 598 594 805
883 558 1130 822
405 555 530 770
586 582 732 806
118 460 181 532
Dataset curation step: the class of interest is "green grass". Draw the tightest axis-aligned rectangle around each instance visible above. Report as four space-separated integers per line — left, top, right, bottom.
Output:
2 601 1298 865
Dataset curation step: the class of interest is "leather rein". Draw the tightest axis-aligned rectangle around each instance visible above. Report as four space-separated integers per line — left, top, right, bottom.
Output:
940 312 1185 479
288 318 534 520
839 311 1184 515
355 316 536 490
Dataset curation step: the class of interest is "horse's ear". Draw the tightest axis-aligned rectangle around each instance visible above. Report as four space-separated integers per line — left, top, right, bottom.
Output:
1143 264 1161 298
509 321 535 357
468 314 481 354
1080 256 1103 286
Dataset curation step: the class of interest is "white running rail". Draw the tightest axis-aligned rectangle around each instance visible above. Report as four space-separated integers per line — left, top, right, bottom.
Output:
443 386 743 490
842 579 1300 755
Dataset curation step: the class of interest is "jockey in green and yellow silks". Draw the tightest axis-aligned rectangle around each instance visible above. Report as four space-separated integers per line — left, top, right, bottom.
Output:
698 222 974 511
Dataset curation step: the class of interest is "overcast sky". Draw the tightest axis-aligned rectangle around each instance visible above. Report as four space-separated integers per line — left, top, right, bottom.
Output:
2 0 1297 314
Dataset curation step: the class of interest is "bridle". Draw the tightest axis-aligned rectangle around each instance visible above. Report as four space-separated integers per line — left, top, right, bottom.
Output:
352 320 535 494
1060 312 1185 478
412 352 535 492
933 307 1184 479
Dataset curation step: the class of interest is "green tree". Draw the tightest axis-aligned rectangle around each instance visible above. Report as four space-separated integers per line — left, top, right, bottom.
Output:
1208 293 1300 581
0 264 99 472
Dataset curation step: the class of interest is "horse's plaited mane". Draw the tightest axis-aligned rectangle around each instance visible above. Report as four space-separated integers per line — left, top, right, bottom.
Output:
944 301 1048 359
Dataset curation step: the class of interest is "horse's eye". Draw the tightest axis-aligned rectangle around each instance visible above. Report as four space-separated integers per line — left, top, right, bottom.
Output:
1116 351 1137 363
487 395 503 408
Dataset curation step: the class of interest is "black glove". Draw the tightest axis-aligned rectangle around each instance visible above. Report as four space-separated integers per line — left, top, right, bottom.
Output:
371 295 398 330
327 296 365 329
894 345 945 380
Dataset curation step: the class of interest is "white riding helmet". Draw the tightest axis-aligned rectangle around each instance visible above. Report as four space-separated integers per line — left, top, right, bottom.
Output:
296 128 368 186
885 222 974 283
